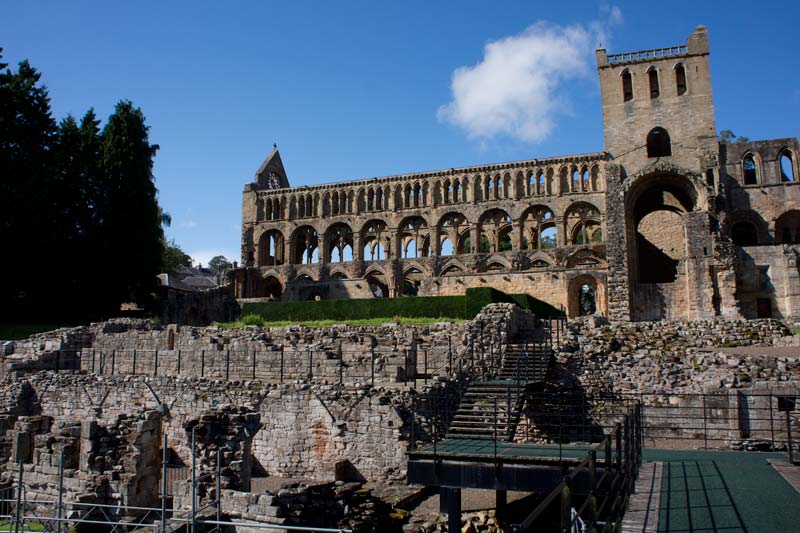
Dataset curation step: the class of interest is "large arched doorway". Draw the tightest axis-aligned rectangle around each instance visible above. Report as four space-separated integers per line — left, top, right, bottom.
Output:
625 173 700 320
260 275 283 299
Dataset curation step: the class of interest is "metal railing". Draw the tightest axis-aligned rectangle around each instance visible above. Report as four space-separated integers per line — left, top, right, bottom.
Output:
607 45 687 63
510 404 642 532
0 431 354 533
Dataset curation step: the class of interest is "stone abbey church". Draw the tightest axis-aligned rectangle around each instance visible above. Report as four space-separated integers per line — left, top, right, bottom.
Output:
232 26 800 322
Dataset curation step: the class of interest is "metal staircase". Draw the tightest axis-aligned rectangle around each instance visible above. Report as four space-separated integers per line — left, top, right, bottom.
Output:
446 340 553 441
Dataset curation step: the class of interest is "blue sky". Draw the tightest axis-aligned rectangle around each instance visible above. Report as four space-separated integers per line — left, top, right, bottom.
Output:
3 1 799 266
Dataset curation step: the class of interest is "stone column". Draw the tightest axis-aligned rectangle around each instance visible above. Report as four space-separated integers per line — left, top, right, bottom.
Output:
510 221 523 251
318 233 328 264
470 224 481 254
602 163 632 321
554 217 566 247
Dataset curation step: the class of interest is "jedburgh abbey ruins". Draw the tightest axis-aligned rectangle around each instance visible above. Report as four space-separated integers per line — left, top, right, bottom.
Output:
235 25 800 322
2 25 799 533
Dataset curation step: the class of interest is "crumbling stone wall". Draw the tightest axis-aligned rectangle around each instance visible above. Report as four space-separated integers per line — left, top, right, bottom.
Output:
557 317 796 395
2 410 162 515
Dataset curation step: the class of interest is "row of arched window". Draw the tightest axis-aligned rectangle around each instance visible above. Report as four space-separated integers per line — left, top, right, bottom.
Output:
621 63 687 102
253 165 605 222
255 204 603 266
741 149 796 185
730 210 800 246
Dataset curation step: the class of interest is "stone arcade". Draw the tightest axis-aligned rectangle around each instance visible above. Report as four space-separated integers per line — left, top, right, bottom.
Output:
234 26 800 322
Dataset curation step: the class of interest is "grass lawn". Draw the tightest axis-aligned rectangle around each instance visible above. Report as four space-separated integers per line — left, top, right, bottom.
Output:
0 520 46 532
216 316 464 328
0 324 61 340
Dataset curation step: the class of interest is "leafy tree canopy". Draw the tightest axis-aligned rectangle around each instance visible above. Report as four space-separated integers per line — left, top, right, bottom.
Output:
719 130 750 144
161 239 192 273
208 255 233 273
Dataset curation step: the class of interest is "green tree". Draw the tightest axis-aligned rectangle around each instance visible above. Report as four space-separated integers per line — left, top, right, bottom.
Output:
98 100 164 309
161 239 192 272
719 130 749 144
208 255 232 273
0 51 58 318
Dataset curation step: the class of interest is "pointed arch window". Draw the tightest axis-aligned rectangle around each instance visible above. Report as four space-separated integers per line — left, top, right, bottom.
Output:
675 63 687 95
648 67 659 99
621 69 633 102
780 149 795 182
742 155 758 185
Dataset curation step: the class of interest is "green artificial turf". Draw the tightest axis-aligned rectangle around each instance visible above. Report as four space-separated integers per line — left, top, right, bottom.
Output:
641 449 800 533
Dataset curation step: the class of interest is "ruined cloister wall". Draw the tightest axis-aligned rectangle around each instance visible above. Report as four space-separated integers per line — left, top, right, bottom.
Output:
6 319 469 386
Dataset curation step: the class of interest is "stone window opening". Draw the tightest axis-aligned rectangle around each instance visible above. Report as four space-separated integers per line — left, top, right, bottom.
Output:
457 231 471 254
440 237 454 256
293 227 319 265
331 192 339 215
401 268 423 296
363 239 385 261
523 206 556 250
621 69 633 101
566 204 602 246
572 221 603 245
742 155 758 185
258 230 285 266
479 209 512 253
366 271 389 297
675 63 687 95
261 275 283 299
648 67 660 99
327 224 354 263
646 127 672 158
780 149 796 182
579 284 597 316
731 221 758 246
362 220 388 261
775 210 800 244
571 169 580 192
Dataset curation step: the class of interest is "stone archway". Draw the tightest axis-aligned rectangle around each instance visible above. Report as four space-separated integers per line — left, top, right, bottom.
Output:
622 170 707 321
261 275 283 299
567 275 606 318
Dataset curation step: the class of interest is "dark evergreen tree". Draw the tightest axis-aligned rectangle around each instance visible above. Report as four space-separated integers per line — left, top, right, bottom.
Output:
52 110 103 317
98 100 164 309
0 52 58 318
1 50 167 322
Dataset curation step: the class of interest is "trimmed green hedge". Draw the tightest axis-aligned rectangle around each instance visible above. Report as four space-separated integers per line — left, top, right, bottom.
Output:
241 288 564 323
463 287 563 318
242 295 465 323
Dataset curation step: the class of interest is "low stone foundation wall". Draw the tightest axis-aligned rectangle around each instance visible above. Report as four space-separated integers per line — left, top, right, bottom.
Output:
557 317 798 395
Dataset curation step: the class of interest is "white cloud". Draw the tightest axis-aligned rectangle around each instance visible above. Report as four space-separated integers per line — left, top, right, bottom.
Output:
437 10 621 143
